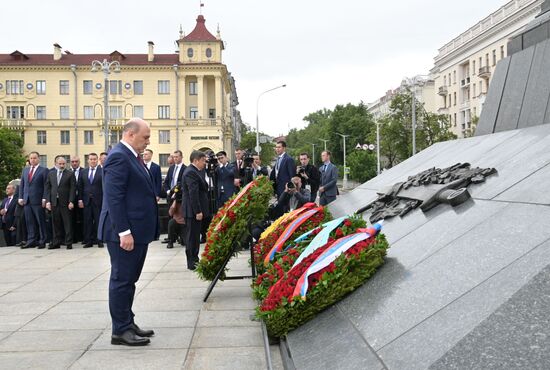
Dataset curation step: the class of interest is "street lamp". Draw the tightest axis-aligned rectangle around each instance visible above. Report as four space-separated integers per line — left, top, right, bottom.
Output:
255 84 286 153
92 59 121 152
319 139 330 151
336 133 350 190
306 142 317 164
401 75 429 156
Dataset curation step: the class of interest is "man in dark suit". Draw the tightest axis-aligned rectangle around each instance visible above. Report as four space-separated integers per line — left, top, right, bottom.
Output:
319 150 339 206
79 153 104 248
298 152 321 203
181 150 209 270
98 118 159 346
232 148 245 189
163 150 186 202
44 156 76 249
70 155 84 243
269 141 296 198
14 185 26 246
18 151 48 249
143 149 162 201
1 184 18 246
252 154 269 179
214 151 235 208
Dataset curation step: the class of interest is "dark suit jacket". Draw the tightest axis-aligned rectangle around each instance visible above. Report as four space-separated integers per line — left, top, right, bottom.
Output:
269 153 296 197
148 162 162 197
71 166 84 185
181 164 210 219
1 196 17 229
320 162 339 197
98 143 159 244
163 163 186 193
19 165 48 205
44 169 76 206
79 167 103 207
215 163 236 199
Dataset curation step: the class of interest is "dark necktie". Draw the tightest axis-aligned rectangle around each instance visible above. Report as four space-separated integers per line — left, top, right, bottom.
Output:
89 168 95 183
28 166 35 182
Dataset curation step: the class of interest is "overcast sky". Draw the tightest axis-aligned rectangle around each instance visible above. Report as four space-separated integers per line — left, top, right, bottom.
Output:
3 0 508 136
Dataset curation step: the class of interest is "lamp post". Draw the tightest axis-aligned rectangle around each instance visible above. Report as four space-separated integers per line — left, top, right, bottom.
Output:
319 139 330 151
255 84 286 153
306 142 317 164
336 133 350 190
376 121 381 175
92 59 121 152
401 75 429 156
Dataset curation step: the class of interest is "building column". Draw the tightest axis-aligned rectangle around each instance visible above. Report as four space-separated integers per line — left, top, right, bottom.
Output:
197 75 204 119
215 76 222 121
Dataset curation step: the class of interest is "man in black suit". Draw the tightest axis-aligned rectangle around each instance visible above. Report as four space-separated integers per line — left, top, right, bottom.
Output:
181 150 209 270
214 151 236 208
143 149 162 201
44 155 76 249
163 150 186 203
99 152 108 169
1 184 18 246
297 153 321 203
270 141 296 198
70 155 84 243
232 148 245 189
79 153 104 248
252 154 269 179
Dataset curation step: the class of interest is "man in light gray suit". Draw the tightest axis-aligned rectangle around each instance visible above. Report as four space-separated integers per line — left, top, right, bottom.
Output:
319 150 338 206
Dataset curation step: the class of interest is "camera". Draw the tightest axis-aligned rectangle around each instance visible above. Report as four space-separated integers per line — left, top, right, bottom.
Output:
298 166 306 174
286 181 295 189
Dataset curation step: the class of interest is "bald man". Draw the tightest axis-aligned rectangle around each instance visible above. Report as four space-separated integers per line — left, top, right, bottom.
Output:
98 118 159 346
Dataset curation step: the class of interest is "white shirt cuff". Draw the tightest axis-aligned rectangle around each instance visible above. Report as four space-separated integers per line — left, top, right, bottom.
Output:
118 229 131 237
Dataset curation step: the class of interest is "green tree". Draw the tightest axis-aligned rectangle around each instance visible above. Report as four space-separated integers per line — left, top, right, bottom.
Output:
347 149 377 183
0 128 25 197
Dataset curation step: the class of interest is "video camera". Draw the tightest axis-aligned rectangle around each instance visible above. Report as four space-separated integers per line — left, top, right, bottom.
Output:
170 183 182 202
205 151 218 177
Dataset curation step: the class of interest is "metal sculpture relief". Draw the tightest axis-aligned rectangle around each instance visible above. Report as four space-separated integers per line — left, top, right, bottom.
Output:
358 163 497 223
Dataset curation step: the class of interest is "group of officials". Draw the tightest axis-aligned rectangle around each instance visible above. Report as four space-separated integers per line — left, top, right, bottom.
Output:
0 117 340 346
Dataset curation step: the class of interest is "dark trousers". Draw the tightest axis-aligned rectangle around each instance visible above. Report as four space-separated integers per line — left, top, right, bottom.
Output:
24 204 46 245
185 218 202 269
16 213 27 244
107 241 148 335
72 207 83 243
2 225 16 246
84 202 100 244
310 191 318 203
44 211 53 243
52 204 73 245
168 219 186 245
319 193 336 206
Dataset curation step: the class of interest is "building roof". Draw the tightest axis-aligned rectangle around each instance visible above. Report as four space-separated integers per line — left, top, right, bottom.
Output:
0 53 180 66
181 15 217 42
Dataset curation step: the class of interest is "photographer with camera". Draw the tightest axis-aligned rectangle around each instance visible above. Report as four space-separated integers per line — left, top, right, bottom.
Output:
297 153 320 203
214 151 236 209
277 175 311 213
167 184 185 249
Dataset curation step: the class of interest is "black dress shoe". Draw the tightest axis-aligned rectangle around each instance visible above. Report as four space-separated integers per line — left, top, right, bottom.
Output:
66 244 72 250
98 243 104 248
48 244 61 250
111 330 150 346
37 244 46 249
18 241 26 247
130 323 155 337
21 242 37 249
167 242 174 249
83 243 93 248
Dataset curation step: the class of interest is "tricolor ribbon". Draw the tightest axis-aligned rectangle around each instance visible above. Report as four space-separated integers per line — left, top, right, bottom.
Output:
214 180 256 232
292 222 383 299
264 207 322 265
258 203 316 243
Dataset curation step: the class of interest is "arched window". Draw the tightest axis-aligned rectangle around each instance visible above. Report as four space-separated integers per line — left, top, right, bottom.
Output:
187 48 194 58
206 48 212 58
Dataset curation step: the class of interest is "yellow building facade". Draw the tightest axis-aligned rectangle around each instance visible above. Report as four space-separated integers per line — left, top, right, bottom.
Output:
0 15 240 170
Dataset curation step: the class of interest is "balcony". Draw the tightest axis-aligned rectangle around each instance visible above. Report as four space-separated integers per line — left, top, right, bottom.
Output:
478 66 491 80
438 86 448 96
96 119 126 130
460 100 471 110
0 119 26 130
183 118 223 127
460 77 471 88
437 107 449 114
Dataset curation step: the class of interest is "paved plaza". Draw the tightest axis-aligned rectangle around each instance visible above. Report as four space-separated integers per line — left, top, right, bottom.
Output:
0 240 282 369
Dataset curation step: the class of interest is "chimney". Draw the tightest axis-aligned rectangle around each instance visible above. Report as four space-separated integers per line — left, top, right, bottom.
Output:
147 41 154 62
53 43 62 61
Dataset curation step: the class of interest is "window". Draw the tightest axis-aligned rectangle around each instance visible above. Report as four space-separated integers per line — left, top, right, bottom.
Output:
473 107 477 118
37 106 46 120
492 50 497 66
6 80 23 95
454 113 457 127
36 80 46 95
443 76 447 86
7 106 25 119
159 153 170 167
60 130 70 145
109 80 122 95
190 106 199 119
473 83 477 97
159 130 170 144
187 48 194 58
500 45 505 59
453 92 457 106
84 130 94 145
109 105 122 119
479 81 483 94
486 53 490 68
83 106 94 119
158 80 170 94
209 108 216 118
206 48 212 58
83 80 93 94
133 105 144 118
60 105 70 119
134 80 143 95
453 71 456 84
109 130 122 146
472 60 476 76
479 57 483 68
37 130 47 145
158 105 170 119
448 73 451 86
189 81 198 95
60 80 69 95
39 155 47 167
448 94 451 108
